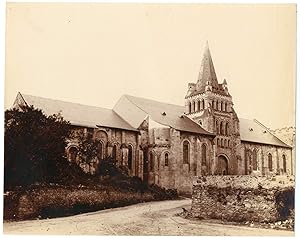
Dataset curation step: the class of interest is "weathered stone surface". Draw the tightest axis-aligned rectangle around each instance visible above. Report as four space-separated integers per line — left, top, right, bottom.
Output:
190 175 294 223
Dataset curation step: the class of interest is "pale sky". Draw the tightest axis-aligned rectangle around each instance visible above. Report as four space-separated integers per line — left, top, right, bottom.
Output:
5 3 296 129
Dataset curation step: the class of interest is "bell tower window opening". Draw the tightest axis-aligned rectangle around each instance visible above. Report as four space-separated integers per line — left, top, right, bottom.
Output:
192 101 196 113
220 121 224 135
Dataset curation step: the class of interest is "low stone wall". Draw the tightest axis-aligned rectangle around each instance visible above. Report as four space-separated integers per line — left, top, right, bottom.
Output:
190 175 294 223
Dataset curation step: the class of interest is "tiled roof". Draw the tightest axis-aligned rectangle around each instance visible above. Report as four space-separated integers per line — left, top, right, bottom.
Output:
113 95 215 136
239 118 291 148
18 93 137 131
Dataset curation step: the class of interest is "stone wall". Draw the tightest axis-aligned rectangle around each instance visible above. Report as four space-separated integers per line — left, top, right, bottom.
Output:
147 127 216 195
272 127 295 175
191 175 294 223
66 126 140 176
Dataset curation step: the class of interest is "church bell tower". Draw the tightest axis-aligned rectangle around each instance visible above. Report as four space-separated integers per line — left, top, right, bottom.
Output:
184 42 241 174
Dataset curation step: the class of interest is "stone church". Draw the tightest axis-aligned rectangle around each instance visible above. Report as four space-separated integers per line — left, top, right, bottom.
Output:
13 43 293 194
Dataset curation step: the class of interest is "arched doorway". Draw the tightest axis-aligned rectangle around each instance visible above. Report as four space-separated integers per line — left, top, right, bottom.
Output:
216 155 229 175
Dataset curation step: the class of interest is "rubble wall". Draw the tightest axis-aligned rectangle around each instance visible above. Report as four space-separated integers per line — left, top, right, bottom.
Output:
191 175 294 223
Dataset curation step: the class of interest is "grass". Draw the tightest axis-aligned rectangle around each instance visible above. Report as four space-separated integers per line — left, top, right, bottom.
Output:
4 158 178 221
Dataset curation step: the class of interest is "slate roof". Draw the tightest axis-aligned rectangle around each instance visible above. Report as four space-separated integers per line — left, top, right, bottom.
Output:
113 95 215 136
239 118 291 148
14 93 291 148
18 93 137 131
196 42 219 91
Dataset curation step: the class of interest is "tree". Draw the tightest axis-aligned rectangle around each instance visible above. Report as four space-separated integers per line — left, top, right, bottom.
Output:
4 105 72 188
75 131 100 165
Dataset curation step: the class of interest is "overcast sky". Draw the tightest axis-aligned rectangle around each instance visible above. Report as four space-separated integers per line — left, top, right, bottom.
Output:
5 3 296 129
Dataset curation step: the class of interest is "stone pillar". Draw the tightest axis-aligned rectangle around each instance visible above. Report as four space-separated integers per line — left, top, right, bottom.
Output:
139 149 144 179
261 148 265 176
276 148 280 175
170 128 180 189
185 100 190 114
136 134 142 178
121 144 128 166
211 144 217 175
192 136 197 176
196 138 202 176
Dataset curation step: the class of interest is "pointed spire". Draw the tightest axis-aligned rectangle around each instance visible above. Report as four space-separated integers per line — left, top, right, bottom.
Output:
196 41 219 91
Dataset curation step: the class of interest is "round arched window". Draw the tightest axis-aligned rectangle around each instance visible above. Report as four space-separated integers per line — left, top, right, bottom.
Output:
165 153 169 166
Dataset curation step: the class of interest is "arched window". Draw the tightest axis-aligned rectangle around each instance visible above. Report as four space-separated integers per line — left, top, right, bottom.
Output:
228 140 230 147
128 145 133 170
216 120 219 134
202 99 205 109
183 141 190 164
217 138 220 146
192 101 196 113
112 145 117 159
224 139 227 148
188 102 191 114
253 149 258 171
97 141 103 159
68 146 78 162
165 153 169 166
220 121 224 135
221 139 223 148
225 103 228 112
197 100 201 112
221 102 223 111
268 153 273 171
225 123 229 135
283 154 287 173
212 100 215 109
201 144 207 166
149 152 154 171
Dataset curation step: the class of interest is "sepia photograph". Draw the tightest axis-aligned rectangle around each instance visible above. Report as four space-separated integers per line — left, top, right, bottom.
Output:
2 1 297 237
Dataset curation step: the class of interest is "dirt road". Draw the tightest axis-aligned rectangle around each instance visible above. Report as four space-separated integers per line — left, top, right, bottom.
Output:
3 199 294 236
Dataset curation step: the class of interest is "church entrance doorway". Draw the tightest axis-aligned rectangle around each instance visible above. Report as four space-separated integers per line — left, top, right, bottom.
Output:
216 155 229 175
